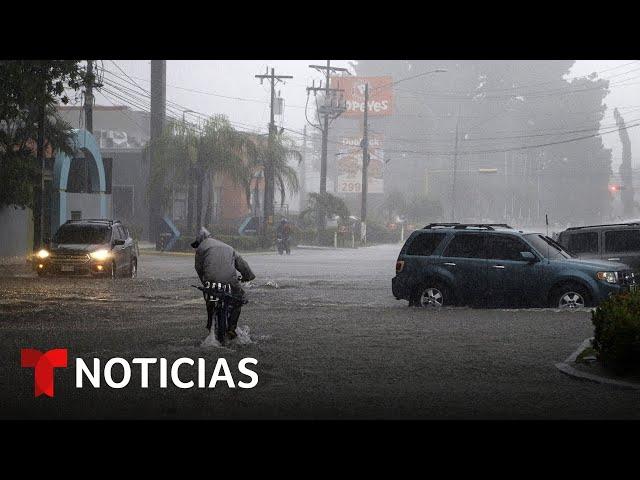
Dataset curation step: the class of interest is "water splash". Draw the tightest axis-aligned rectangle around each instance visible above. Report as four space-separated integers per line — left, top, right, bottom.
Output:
200 331 221 348
200 325 253 348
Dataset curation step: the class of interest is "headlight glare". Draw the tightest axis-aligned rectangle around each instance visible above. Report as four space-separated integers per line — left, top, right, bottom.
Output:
90 249 111 261
596 271 618 284
36 249 49 259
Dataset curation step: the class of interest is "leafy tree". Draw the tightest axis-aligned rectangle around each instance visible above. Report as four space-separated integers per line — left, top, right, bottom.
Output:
248 132 301 218
145 120 199 229
0 60 83 209
381 190 407 222
614 108 635 217
300 192 350 226
196 116 254 228
405 193 443 223
146 115 256 234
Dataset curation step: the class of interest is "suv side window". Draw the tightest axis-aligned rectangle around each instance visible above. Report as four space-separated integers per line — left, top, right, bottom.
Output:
487 235 532 261
112 226 124 241
604 229 640 252
567 232 598 254
443 233 487 259
406 232 446 256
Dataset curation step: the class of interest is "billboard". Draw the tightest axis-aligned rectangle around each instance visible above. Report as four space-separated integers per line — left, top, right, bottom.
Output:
336 134 384 194
331 76 394 117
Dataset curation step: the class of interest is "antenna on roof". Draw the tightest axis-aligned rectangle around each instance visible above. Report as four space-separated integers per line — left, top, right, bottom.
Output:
545 214 549 237
546 213 550 261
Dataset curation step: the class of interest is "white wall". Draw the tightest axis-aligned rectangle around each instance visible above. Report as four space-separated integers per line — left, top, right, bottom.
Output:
66 193 112 221
0 206 33 258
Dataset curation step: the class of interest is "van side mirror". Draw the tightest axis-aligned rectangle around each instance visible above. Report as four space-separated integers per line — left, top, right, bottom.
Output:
112 239 126 247
520 251 537 262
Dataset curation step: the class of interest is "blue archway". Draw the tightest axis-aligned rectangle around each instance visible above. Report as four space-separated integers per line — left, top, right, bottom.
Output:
51 129 107 233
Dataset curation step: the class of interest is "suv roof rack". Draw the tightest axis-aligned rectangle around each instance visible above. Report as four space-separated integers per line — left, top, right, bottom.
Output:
565 222 640 231
64 219 120 225
423 223 513 231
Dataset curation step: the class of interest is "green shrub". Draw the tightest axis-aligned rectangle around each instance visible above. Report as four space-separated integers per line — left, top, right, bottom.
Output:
365 221 398 244
168 234 262 252
592 290 640 373
213 235 261 252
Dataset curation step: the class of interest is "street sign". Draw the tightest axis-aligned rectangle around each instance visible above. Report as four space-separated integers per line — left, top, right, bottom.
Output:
331 76 394 117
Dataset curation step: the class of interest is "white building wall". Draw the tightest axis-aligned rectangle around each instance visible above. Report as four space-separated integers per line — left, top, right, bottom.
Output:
0 206 33 258
66 194 112 221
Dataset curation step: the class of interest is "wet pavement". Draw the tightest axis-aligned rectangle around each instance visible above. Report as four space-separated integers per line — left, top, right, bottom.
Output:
2 244 640 419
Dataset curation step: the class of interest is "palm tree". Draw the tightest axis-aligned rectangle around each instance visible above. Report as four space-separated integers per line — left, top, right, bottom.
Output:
195 115 254 228
248 132 301 224
145 120 199 230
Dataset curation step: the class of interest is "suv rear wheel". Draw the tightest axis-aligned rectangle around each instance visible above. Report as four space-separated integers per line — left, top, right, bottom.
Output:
411 282 451 308
550 282 590 309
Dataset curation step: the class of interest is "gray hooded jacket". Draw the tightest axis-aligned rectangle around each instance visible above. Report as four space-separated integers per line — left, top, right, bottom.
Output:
193 228 255 288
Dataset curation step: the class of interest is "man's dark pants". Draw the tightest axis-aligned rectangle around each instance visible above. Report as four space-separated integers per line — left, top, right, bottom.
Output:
205 286 245 332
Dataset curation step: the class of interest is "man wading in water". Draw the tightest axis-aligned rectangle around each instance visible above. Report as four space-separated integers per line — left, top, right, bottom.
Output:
192 227 256 339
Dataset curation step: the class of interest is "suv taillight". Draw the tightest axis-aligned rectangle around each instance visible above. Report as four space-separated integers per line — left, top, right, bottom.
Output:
396 260 405 273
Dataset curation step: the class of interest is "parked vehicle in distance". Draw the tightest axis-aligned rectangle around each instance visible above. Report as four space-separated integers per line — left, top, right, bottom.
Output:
33 219 139 278
392 223 637 309
556 222 640 272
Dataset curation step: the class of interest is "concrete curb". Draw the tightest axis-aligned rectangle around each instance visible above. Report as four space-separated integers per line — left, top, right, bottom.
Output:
555 338 640 390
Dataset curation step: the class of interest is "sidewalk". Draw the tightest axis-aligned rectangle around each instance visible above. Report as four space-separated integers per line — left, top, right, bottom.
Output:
295 245 340 250
0 255 28 266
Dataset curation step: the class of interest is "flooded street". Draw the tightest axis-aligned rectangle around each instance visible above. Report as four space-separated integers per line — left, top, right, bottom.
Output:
2 244 639 419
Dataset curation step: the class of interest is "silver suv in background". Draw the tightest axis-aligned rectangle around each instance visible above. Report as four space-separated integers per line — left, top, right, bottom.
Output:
33 219 139 278
556 222 640 273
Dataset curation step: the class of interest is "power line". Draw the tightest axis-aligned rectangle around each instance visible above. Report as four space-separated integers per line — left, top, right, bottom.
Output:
103 67 308 109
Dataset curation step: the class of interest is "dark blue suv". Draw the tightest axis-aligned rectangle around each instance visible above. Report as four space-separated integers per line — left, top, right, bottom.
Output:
392 223 637 308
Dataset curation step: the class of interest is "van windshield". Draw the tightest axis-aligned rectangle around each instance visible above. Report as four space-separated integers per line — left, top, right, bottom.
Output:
53 225 110 245
524 234 575 259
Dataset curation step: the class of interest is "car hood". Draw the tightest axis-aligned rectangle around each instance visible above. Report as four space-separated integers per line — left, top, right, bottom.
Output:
553 257 629 271
50 243 110 254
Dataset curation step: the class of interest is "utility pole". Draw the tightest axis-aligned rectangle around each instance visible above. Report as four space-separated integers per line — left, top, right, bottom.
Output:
84 60 94 133
299 125 307 212
306 61 348 240
450 105 461 222
360 83 369 245
255 67 293 243
149 60 166 245
36 80 46 249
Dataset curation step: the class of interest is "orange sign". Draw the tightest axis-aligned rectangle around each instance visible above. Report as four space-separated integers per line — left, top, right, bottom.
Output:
331 76 394 117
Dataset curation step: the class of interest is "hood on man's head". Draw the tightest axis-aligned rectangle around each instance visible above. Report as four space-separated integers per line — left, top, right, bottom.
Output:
191 227 211 248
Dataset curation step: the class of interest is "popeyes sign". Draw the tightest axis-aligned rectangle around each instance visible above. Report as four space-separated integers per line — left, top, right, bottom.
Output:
331 76 393 117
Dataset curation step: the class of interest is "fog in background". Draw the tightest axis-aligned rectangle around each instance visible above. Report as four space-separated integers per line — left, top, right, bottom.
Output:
83 60 640 229
85 60 640 172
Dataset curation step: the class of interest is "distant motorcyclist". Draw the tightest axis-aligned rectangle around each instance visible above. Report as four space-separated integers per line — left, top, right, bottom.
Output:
276 218 292 255
191 227 255 338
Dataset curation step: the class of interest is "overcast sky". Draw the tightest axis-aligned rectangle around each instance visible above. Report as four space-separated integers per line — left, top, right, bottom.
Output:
89 60 640 170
